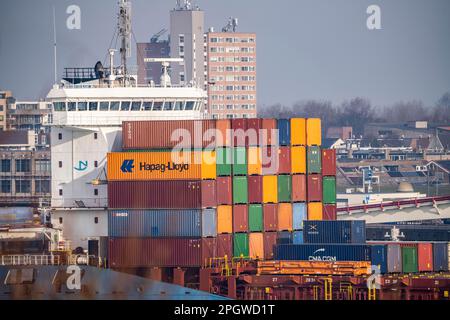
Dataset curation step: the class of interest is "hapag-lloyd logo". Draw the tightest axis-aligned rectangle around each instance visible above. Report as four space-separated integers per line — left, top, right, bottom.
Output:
120 159 190 173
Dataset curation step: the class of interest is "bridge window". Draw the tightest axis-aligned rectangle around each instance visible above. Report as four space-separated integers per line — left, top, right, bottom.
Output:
174 101 184 110
68 102 76 111
53 102 66 111
110 101 120 111
164 101 174 111
153 101 163 111
142 101 152 110
89 102 98 111
185 101 195 110
131 101 141 111
78 102 87 111
99 102 109 111
120 101 131 111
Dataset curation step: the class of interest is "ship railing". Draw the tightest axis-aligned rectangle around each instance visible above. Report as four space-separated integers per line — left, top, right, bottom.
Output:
0 254 61 266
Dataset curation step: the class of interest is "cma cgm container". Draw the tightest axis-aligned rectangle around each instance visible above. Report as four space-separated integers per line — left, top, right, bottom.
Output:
433 242 449 271
122 120 217 149
278 119 291 146
263 204 278 231
108 209 217 238
306 118 321 146
109 238 208 267
233 205 248 233
107 151 216 180
108 180 216 209
292 174 306 201
303 220 366 244
261 119 277 146
248 175 263 203
321 149 336 176
216 176 232 205
274 244 371 261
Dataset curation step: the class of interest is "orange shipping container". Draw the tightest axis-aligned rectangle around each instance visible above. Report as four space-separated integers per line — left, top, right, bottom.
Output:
308 202 323 220
107 151 216 181
263 175 278 203
216 119 232 147
306 118 321 146
217 205 233 234
291 146 306 174
249 233 264 260
291 118 306 146
278 203 293 231
248 147 262 175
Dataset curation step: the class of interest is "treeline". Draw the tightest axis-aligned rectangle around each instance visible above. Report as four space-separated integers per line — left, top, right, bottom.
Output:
258 92 450 135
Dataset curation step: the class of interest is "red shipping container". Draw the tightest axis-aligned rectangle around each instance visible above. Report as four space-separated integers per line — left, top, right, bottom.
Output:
248 175 263 203
108 238 204 267
122 120 216 149
216 119 231 147
261 119 277 146
233 205 248 233
307 174 322 202
292 174 307 202
323 204 337 220
217 234 233 258
264 232 278 260
263 204 278 231
247 118 262 146
216 176 232 205
202 238 218 267
417 243 433 272
261 146 278 175
322 149 336 176
278 147 291 174
108 180 216 209
231 118 248 147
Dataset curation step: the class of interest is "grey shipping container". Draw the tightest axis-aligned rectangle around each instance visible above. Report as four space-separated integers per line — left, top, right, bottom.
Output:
432 242 449 272
386 243 402 273
108 209 216 238
303 220 366 244
274 243 371 261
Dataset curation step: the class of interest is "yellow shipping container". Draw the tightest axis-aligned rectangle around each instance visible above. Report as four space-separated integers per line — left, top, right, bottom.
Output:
263 175 278 203
277 203 293 231
290 118 306 146
249 232 264 260
217 205 233 234
291 146 306 174
107 151 216 181
308 202 323 220
247 147 262 175
306 118 321 146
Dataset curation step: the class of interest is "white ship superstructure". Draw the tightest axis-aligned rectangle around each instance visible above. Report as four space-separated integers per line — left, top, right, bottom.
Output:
46 0 207 249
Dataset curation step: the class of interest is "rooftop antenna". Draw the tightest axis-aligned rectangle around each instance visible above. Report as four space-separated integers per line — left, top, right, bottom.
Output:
144 58 183 87
52 5 57 84
222 17 238 32
118 0 132 81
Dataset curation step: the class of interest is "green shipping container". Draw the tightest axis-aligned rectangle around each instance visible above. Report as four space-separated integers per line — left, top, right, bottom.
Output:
323 176 336 204
277 175 292 202
233 147 247 175
402 247 418 273
217 147 232 176
233 233 249 257
248 204 263 232
233 176 248 204
307 146 321 174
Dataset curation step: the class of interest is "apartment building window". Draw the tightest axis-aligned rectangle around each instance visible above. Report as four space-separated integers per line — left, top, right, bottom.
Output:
15 159 31 172
179 46 184 53
94 189 98 196
1 159 11 172
94 217 99 224
94 161 98 168
210 37 218 43
59 189 63 196
59 217 63 224
58 133 62 140
179 35 184 43
35 179 50 194
35 159 50 172
94 133 98 140
1 180 11 193
58 161 62 168
15 180 31 193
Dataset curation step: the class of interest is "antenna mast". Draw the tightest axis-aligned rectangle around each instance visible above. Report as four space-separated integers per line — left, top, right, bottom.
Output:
118 0 131 78
53 6 57 84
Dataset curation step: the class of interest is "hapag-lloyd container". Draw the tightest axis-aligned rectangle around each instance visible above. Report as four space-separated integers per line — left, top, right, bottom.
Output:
306 118 321 146
217 147 232 176
122 120 217 149
249 232 264 259
274 244 371 261
248 204 263 232
433 242 449 271
292 203 307 230
233 205 248 233
107 151 216 180
217 205 232 234
247 118 262 146
263 232 278 260
216 119 231 147
307 174 322 202
292 174 306 201
277 203 293 231
290 118 306 146
231 118 247 147
247 147 262 175
108 209 217 238
278 119 291 146
217 234 233 258
261 119 277 146
248 175 263 203
108 180 217 209
291 146 306 174
277 175 291 203
234 233 249 257
303 220 366 244
417 243 433 272
278 147 291 174
263 204 278 231
307 202 323 220
216 176 232 205
108 238 206 267
233 176 248 204
323 204 337 220
322 149 336 176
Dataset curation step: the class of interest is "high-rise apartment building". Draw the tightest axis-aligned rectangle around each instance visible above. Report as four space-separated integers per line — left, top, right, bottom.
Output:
0 91 14 131
206 32 257 119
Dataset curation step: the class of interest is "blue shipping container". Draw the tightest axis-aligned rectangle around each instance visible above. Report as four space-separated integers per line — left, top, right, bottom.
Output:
0 207 33 225
370 245 387 274
292 231 304 244
108 209 216 238
303 220 366 244
292 203 307 230
432 242 449 272
274 244 372 261
277 231 293 244
277 119 290 146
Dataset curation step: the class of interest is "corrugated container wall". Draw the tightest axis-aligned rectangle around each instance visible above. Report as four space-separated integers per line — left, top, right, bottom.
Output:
290 118 306 146
248 175 263 203
292 231 304 244
217 205 232 234
261 147 277 175
261 119 277 146
307 202 323 220
306 118 321 146
277 175 292 203
278 147 291 174
323 204 337 221
291 147 306 174
275 244 371 261
277 119 291 146
216 176 232 205
233 176 248 204
263 175 278 203
217 234 233 258
307 174 322 202
292 174 306 202
417 243 433 272
307 146 321 174
370 245 388 274
247 118 262 146
217 147 232 176
387 244 402 273
402 246 418 273
322 177 336 204
233 147 247 175
233 205 248 233
248 204 263 232
249 232 264 259
231 118 247 147
303 220 366 244
433 243 449 272
292 203 307 230
263 232 278 260
216 119 231 147
247 147 262 175
263 204 278 231
321 149 336 176
234 233 249 257
277 203 293 231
